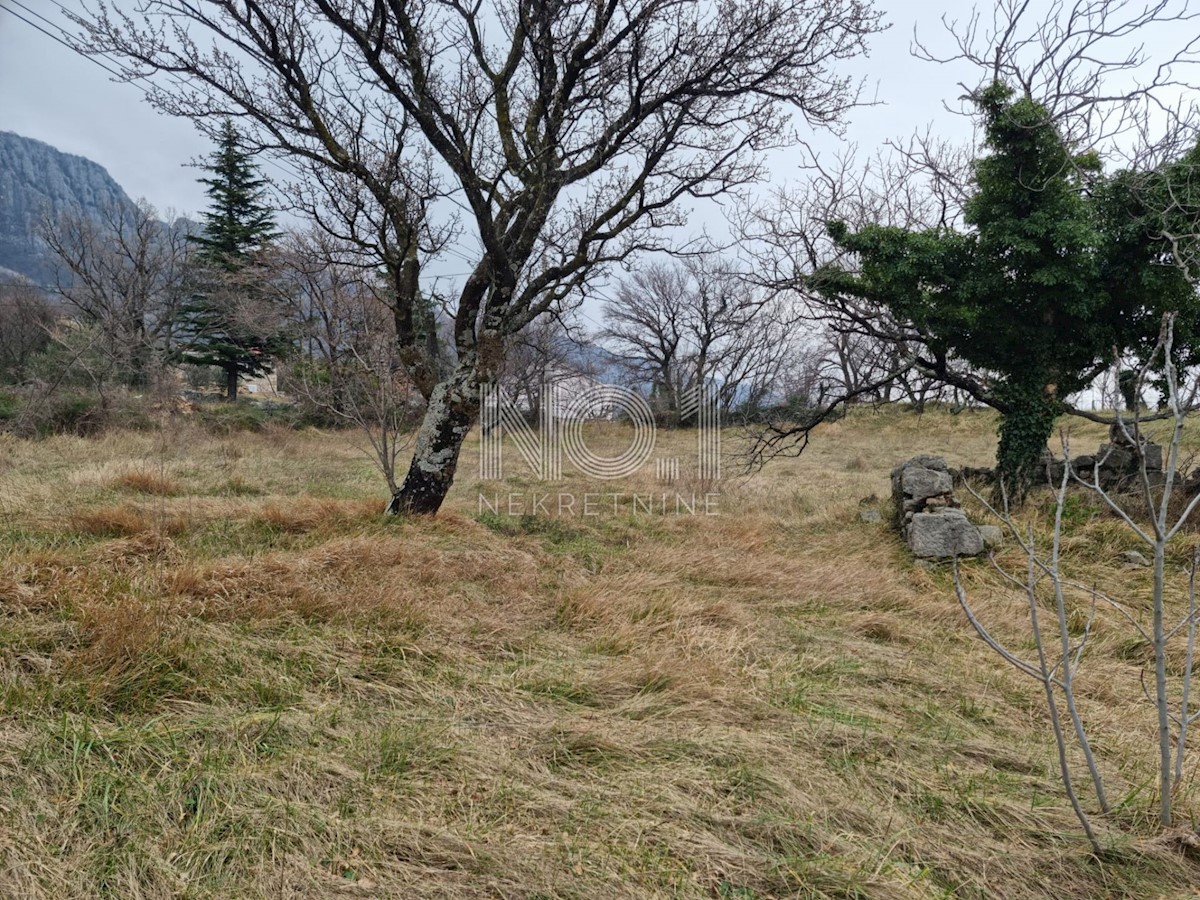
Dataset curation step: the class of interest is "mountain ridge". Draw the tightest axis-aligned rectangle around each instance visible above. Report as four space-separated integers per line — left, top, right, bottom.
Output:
0 131 135 285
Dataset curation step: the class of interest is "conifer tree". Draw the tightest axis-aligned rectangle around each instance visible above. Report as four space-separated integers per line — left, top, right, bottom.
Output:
179 121 281 400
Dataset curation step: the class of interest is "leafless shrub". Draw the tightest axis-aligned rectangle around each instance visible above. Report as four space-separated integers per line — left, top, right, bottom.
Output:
0 280 54 383
955 315 1200 844
273 231 422 496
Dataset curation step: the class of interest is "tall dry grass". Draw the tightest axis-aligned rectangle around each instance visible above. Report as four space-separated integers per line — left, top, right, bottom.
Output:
0 408 1198 897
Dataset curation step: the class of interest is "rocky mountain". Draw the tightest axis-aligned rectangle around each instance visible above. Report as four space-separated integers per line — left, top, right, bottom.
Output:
0 131 134 285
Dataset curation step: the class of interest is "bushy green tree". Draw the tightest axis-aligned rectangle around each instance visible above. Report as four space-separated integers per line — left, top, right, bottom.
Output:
179 121 282 400
1098 142 1200 381
815 83 1196 500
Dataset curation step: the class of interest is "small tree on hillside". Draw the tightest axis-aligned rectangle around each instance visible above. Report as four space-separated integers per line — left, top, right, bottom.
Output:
179 121 283 401
811 84 1196 500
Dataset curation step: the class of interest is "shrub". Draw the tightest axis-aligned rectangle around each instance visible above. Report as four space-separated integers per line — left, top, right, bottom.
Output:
194 401 269 434
192 399 316 434
0 391 18 423
37 393 107 436
0 388 160 438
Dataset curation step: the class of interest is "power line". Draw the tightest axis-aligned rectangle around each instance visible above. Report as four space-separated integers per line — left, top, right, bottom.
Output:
3 0 308 190
8 0 75 37
0 1 124 80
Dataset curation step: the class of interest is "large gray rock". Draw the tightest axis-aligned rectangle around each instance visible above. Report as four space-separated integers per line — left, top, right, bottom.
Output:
892 454 990 560
891 455 958 525
1086 440 1164 489
900 465 954 504
978 525 1004 549
908 509 985 559
1096 443 1135 472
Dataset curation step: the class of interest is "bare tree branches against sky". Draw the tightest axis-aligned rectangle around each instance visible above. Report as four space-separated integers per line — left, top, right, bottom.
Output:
1 0 937 217
1 1 1195 222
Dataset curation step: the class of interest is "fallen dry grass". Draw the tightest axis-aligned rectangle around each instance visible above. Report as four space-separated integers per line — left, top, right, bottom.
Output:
1 408 1199 897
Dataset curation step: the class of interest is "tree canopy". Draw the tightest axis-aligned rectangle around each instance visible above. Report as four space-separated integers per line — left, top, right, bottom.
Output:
813 82 1198 498
190 121 278 270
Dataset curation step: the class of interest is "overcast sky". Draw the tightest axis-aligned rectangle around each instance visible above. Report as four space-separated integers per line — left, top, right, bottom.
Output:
0 0 977 219
0 0 210 214
1 0 1188 270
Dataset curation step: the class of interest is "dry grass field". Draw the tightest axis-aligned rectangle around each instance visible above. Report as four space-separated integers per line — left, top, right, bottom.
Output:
3 407 1200 898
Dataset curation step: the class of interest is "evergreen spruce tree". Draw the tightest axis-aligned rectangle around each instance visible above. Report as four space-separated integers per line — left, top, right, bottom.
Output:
179 121 281 400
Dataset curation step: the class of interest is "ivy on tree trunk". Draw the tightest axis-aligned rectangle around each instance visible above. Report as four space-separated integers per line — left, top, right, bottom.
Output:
993 380 1063 504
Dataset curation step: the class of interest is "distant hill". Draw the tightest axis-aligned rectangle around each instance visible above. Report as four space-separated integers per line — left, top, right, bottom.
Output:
568 341 626 384
0 131 135 285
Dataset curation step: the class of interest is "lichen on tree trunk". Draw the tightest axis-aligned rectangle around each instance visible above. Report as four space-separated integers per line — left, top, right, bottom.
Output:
387 366 480 515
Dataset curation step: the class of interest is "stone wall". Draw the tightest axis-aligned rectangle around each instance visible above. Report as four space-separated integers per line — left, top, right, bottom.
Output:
891 456 988 560
958 430 1166 493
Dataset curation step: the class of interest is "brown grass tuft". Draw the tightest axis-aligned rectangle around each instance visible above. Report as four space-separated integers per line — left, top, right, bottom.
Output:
253 497 384 533
92 531 180 566
1144 828 1200 858
68 594 198 711
0 571 36 610
70 503 187 538
852 612 906 643
70 504 154 537
539 724 632 770
112 470 182 496
75 595 165 668
845 454 869 471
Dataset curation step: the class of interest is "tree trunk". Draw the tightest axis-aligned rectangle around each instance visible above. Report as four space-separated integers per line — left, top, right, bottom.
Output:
994 380 1060 506
388 367 479 515
225 367 239 402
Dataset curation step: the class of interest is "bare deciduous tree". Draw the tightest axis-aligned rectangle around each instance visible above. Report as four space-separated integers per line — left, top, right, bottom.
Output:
738 148 983 467
40 200 191 386
0 281 55 383
602 263 688 423
73 0 882 513
603 257 797 424
274 228 396 409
